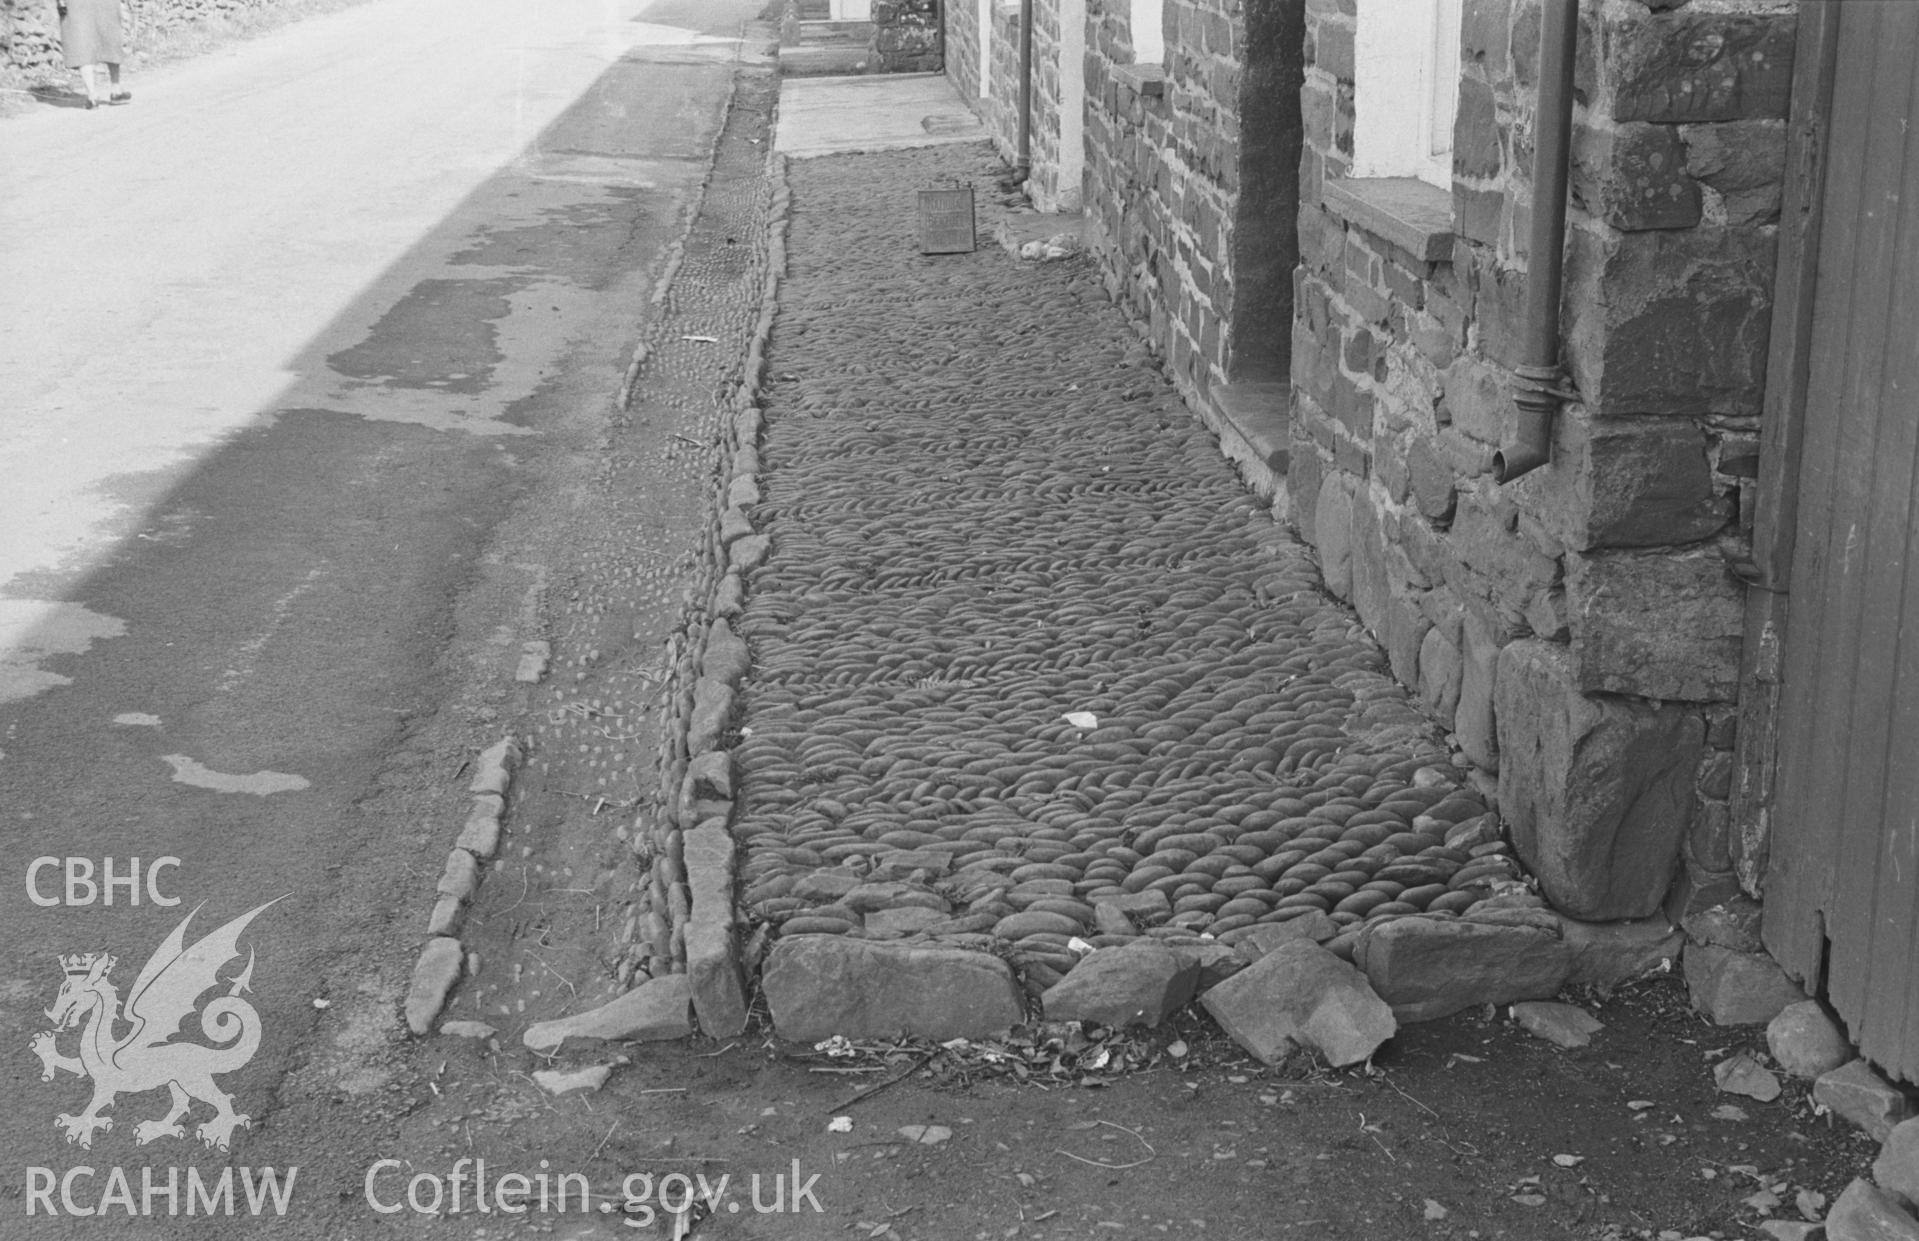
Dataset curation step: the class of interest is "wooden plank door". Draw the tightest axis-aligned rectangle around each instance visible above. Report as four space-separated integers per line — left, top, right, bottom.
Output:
1761 0 1919 1080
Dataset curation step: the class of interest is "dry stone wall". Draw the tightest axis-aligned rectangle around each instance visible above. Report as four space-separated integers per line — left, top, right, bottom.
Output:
2 0 306 71
1289 0 1792 920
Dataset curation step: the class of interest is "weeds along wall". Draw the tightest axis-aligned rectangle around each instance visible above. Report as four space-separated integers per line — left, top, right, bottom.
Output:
1290 0 1795 921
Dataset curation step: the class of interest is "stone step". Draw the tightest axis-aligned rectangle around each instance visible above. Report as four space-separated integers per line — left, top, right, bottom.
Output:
1205 380 1291 502
778 43 874 76
796 19 874 44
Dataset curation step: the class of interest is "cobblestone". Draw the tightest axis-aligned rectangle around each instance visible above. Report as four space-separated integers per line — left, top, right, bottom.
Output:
723 141 1507 998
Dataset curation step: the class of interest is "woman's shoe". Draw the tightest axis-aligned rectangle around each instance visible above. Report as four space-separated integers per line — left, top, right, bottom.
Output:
108 91 131 105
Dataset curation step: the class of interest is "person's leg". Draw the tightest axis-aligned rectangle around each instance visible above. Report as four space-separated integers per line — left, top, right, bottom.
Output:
107 63 129 103
78 63 101 105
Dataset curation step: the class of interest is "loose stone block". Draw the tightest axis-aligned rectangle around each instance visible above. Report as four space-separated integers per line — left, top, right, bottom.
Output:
1827 1177 1919 1241
1040 940 1199 1028
522 976 694 1051
1817 1061 1914 1142
1355 915 1573 1022
1684 942 1807 1026
1768 1000 1853 1080
762 938 1024 1042
1496 639 1702 920
1203 939 1396 1067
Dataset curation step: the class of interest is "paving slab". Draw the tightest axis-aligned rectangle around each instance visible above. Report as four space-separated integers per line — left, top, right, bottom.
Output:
775 72 986 157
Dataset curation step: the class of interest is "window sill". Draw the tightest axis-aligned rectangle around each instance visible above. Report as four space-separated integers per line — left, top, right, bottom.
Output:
1322 177 1454 262
1112 62 1166 98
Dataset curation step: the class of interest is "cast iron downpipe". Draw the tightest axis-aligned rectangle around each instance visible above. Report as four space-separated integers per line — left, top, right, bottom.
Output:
1494 0 1581 482
1015 0 1035 182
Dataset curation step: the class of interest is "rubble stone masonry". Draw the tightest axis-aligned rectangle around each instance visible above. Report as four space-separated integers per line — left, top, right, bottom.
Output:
945 0 1069 207
1289 0 1793 920
1081 0 1302 400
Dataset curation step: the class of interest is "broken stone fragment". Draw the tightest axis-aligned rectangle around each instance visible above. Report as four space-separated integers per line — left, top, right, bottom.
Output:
1714 1052 1783 1102
1040 940 1198 1028
533 1065 612 1096
1684 943 1807 1025
761 937 1023 1042
1232 912 1340 961
1768 1000 1853 1079
521 976 693 1052
1511 1000 1604 1049
1354 915 1573 1022
1200 939 1396 1067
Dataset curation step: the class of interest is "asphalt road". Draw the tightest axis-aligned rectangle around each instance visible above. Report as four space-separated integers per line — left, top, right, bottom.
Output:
0 0 761 1231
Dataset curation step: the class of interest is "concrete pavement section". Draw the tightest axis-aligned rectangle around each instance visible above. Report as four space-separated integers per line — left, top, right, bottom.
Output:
678 134 1526 1041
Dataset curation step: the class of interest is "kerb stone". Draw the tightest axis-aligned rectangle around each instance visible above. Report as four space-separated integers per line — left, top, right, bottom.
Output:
762 937 1024 1042
1354 915 1573 1022
1041 939 1199 1028
1559 914 1683 987
684 824 747 1038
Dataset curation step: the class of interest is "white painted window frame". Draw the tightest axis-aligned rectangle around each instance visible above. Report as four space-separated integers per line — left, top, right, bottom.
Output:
1352 0 1463 190
1131 0 1165 66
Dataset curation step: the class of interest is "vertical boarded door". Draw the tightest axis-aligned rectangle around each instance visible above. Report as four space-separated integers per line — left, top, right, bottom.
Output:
1762 0 1919 1080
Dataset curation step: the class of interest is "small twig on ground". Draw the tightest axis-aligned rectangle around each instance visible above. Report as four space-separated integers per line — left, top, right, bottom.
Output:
1055 1120 1156 1170
592 1121 620 1160
831 1050 935 1112
1381 1074 1441 1119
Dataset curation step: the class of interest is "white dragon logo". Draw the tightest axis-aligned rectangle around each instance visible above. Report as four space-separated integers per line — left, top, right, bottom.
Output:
29 899 278 1152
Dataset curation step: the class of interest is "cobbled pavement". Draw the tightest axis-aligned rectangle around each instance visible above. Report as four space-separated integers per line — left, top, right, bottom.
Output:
728 142 1514 994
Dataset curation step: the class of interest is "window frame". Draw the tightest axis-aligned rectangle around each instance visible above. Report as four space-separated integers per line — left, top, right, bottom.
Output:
1352 0 1463 191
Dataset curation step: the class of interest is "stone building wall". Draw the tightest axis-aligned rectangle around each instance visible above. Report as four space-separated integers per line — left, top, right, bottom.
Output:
943 0 1067 206
1082 0 1302 403
1288 0 1794 921
2 0 313 71
873 0 943 74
